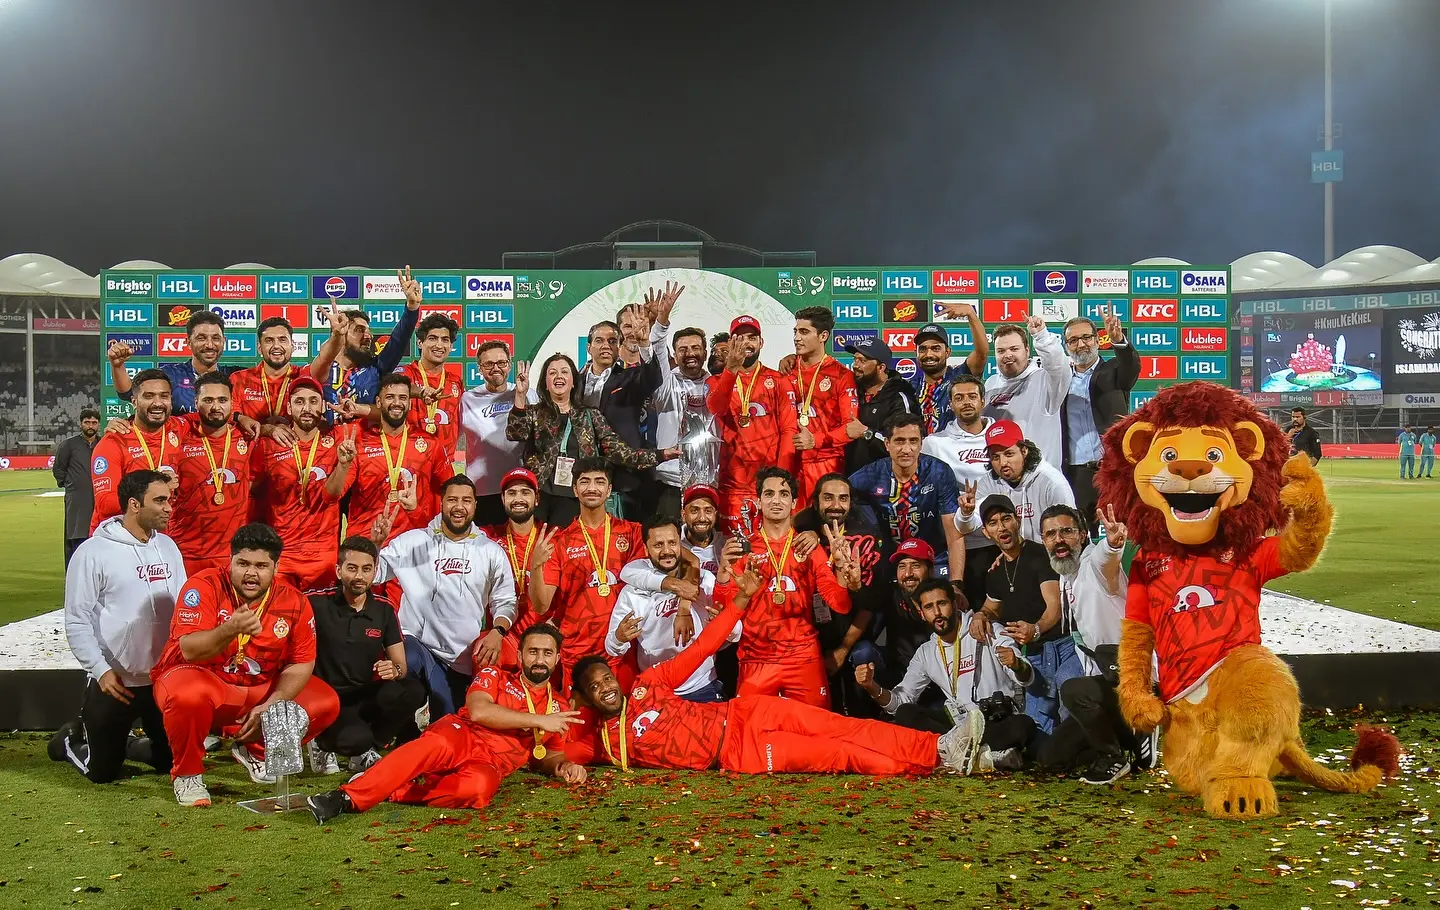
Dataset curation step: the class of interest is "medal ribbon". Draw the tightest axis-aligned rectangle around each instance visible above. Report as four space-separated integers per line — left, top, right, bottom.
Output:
762 529 794 601
798 358 827 424
937 636 967 698
261 369 292 417
735 365 763 422
379 425 410 496
600 699 629 772
199 427 232 501
132 422 167 471
417 365 444 426
291 432 321 505
507 528 536 597
229 585 274 666
579 516 612 593
522 682 556 757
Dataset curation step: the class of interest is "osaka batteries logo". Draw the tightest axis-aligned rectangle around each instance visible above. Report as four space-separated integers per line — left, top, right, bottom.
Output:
1396 312 1440 360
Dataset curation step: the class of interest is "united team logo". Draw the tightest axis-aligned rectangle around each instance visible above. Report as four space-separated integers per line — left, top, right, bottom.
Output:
434 558 472 576
135 563 172 582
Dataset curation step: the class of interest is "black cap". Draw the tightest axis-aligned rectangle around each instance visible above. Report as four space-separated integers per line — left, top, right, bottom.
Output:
915 323 948 346
978 493 1017 523
844 337 893 363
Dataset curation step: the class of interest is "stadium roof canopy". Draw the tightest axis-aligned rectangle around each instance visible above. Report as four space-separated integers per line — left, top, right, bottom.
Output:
2 245 1439 298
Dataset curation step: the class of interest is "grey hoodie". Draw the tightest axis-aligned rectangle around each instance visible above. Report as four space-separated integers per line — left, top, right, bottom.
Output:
64 518 186 687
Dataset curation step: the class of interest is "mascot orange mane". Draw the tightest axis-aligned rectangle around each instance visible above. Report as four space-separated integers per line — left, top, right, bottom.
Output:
1095 382 1399 819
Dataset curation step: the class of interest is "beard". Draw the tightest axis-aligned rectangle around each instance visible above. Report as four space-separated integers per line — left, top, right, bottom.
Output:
1071 350 1099 369
443 514 474 536
707 354 724 376
1048 553 1081 576
523 662 552 685
507 505 535 525
345 345 375 368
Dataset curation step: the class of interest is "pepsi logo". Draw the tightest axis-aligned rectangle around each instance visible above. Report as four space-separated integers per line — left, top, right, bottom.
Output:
324 277 347 298
1044 271 1066 292
895 358 917 379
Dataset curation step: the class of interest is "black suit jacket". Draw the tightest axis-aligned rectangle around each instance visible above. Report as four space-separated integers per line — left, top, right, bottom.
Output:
597 355 664 491
1060 342 1140 469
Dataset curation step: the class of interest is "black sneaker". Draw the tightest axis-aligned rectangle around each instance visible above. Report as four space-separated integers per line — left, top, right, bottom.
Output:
1134 726 1160 771
307 790 350 825
48 719 80 762
1080 752 1131 785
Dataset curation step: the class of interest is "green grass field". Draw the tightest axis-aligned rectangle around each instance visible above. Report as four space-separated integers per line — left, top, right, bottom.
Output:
3 462 1438 908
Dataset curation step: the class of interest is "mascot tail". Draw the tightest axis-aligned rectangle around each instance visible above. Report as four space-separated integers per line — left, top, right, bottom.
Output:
1278 725 1402 793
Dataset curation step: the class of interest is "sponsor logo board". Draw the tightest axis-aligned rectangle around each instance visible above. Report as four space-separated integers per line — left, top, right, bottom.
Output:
466 333 516 358
981 269 1028 293
209 302 257 329
894 357 917 379
1139 355 1178 380
156 274 205 299
1182 300 1228 323
830 271 880 295
882 328 917 353
831 328 878 354
932 270 979 295
931 299 978 323
1031 269 1078 294
105 303 152 326
105 333 154 356
1181 270 1228 294
464 304 515 329
981 298 1028 323
1082 298 1128 321
1129 390 1158 410
360 304 406 329
1081 270 1129 294
103 360 154 387
417 303 463 324
221 334 256 359
158 303 199 328
260 275 309 299
881 271 929 295
312 275 360 299
260 304 309 328
103 275 155 299
363 275 406 300
418 275 463 300
208 275 258 299
1180 327 1228 351
882 299 924 323
831 299 878 324
1033 298 1078 322
1131 328 1178 351
1180 355 1227 379
1130 269 1178 294
465 275 515 300
1131 299 1179 323
157 333 190 358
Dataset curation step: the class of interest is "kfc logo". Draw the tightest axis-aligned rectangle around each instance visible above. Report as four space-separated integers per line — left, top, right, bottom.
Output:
1131 299 1178 323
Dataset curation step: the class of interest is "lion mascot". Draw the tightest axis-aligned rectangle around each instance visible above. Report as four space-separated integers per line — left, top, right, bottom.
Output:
1094 382 1400 819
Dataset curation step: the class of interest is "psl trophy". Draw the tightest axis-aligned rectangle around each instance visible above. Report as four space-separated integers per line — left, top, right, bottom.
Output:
678 407 720 490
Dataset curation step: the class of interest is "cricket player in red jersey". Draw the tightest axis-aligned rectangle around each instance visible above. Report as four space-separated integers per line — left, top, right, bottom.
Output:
229 309 342 425
305 623 587 821
403 311 465 457
790 306 859 503
250 377 352 591
528 458 652 692
480 467 544 671
707 316 800 538
738 467 860 708
152 524 340 807
168 373 254 577
335 372 455 547
91 368 191 532
569 566 974 776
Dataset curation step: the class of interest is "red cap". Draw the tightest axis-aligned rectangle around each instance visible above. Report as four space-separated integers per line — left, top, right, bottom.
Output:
984 419 1025 451
730 315 762 336
289 375 325 399
682 484 719 508
890 538 936 564
499 467 538 492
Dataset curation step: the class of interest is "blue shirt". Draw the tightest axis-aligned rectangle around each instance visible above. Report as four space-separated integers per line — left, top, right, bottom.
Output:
1399 431 1418 453
323 306 419 407
1065 361 1102 465
1421 433 1436 456
850 454 959 572
910 364 975 434
119 361 239 414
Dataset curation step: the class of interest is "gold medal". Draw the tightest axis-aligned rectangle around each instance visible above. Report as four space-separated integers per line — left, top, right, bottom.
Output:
380 425 410 502
200 427 233 510
796 358 827 433
798 414 810 427
424 419 437 434
580 516 614 601
738 416 752 428
762 529 795 610
598 583 611 598
772 591 786 605
523 681 556 763
388 491 400 502
532 744 547 760
213 491 225 505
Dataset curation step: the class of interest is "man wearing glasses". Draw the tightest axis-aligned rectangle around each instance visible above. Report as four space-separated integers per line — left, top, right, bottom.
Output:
1059 311 1137 534
460 341 528 526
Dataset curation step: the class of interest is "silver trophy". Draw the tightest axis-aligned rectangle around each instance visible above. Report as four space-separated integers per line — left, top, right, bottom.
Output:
237 700 311 814
678 406 721 489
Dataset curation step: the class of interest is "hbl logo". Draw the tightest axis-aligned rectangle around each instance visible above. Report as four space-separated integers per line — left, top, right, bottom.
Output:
260 275 309 299
1181 356 1227 379
881 271 928 294
982 270 1028 293
1182 300 1227 323
832 300 877 324
1131 270 1178 294
157 275 204 298
105 304 152 326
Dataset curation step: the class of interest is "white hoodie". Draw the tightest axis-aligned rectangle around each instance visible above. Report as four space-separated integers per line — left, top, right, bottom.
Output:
648 320 713 489
1059 538 1127 677
377 515 518 674
605 560 741 696
64 517 186 687
982 327 1070 467
952 460 1076 546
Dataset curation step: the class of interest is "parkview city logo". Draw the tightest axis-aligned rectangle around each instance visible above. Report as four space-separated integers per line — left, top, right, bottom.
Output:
208 275 258 299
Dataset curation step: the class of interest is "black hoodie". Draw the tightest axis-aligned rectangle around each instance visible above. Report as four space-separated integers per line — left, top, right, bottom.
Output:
845 373 919 473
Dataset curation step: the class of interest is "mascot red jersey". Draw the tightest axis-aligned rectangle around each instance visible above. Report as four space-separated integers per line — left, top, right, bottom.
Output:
1094 382 1399 819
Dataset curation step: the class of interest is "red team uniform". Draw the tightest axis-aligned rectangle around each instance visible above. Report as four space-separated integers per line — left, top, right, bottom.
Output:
541 515 647 690
569 599 937 776
343 424 452 546
482 523 542 671
167 425 254 577
735 528 852 708
789 356 859 502
152 569 339 778
229 364 310 422
89 417 190 532
403 361 465 458
706 365 799 537
340 667 564 810
1125 537 1287 703
250 431 348 591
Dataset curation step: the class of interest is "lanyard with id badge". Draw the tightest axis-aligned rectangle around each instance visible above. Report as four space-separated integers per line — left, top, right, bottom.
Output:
551 414 578 492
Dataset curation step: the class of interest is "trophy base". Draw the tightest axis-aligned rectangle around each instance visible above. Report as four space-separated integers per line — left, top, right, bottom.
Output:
237 777 311 814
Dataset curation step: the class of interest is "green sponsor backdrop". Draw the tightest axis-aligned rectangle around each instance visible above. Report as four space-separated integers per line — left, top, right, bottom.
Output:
99 266 1231 418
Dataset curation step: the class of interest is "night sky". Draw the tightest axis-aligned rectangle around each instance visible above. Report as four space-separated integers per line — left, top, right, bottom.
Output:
1 0 1436 273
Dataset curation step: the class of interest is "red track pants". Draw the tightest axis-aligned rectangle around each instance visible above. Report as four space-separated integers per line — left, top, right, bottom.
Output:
737 659 831 709
720 694 939 775
341 714 502 811
153 666 339 778
798 454 845 506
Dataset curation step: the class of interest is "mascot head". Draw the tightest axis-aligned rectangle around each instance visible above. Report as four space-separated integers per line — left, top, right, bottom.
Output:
1095 382 1289 557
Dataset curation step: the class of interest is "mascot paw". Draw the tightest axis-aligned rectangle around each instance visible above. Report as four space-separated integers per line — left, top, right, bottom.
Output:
1279 455 1324 507
1121 692 1168 734
1202 777 1279 819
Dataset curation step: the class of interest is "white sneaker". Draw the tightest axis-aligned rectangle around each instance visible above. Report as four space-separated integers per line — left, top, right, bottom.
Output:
975 746 1023 773
308 741 341 775
173 774 211 807
203 734 223 752
414 702 431 732
938 709 987 776
348 749 382 772
232 743 276 784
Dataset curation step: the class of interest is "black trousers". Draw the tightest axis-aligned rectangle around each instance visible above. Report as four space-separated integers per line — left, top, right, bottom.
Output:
55 679 171 783
893 702 1038 754
1063 463 1100 535
473 494 507 528
64 538 88 568
962 545 999 616
1036 675 1135 770
314 679 428 755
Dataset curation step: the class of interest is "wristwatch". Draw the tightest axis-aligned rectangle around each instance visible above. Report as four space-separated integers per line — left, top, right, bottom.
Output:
863 429 874 441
